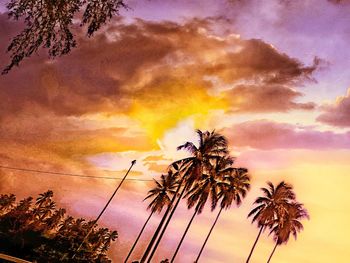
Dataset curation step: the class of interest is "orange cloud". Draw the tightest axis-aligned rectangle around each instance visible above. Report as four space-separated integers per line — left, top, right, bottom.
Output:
1 16 318 121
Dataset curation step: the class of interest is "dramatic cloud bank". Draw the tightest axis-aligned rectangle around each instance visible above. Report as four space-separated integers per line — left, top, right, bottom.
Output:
0 15 318 119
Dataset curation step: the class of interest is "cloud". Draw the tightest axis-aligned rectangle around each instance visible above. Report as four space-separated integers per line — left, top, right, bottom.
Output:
0 111 154 158
224 120 350 150
203 39 319 85
0 14 320 176
317 88 350 127
224 84 316 112
0 15 318 120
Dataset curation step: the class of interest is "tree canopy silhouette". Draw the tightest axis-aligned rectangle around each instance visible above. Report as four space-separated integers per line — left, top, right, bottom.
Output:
0 190 118 262
2 0 127 74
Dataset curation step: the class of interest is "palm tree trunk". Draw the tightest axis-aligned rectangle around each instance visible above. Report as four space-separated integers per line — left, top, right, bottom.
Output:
246 225 264 263
140 179 184 263
170 209 198 263
267 242 278 263
146 184 187 263
124 211 154 263
195 207 223 262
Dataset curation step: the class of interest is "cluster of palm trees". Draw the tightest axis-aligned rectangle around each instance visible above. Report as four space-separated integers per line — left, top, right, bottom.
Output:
0 130 308 262
0 190 117 262
247 182 309 262
123 130 308 263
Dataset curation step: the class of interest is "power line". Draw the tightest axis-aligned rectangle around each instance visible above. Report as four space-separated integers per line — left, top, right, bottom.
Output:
0 165 153 182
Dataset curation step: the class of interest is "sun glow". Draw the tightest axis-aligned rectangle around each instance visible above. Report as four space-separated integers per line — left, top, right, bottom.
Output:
128 82 228 141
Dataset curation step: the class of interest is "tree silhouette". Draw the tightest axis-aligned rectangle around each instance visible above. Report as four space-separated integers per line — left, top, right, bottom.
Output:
196 167 250 262
0 190 118 262
267 202 309 263
3 0 127 74
45 208 66 232
0 194 16 215
170 157 235 262
0 131 311 262
125 172 177 262
139 160 186 262
246 181 296 263
144 130 229 262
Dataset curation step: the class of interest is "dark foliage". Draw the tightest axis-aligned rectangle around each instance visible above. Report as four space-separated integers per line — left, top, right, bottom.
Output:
0 190 118 262
3 0 127 74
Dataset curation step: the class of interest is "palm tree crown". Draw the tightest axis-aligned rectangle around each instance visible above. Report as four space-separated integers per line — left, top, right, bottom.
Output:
0 194 16 215
185 156 235 214
220 167 251 209
248 181 296 228
270 202 309 245
177 130 228 190
144 171 177 214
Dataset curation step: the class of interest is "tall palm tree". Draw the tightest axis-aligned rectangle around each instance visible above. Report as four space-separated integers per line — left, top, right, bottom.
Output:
196 167 250 262
177 130 228 191
139 161 185 263
170 156 234 262
125 172 177 263
144 130 228 263
246 181 296 263
267 202 309 263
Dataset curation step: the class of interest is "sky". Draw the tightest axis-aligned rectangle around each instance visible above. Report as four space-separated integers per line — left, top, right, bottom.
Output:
0 0 350 262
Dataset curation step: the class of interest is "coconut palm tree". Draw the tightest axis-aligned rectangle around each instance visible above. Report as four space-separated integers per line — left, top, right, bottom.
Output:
38 200 56 221
267 202 309 263
8 197 33 231
195 167 250 262
177 130 228 191
45 208 66 231
139 161 185 263
36 190 54 206
0 194 16 215
15 197 33 212
58 216 74 234
246 181 296 263
91 227 110 256
33 190 54 219
144 130 228 263
170 156 235 262
100 230 118 255
125 172 177 262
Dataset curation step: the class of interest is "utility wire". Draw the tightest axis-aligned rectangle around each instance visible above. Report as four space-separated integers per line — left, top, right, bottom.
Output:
0 165 153 182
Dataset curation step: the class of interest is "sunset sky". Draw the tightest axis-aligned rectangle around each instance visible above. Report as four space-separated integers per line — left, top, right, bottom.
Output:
1 0 350 262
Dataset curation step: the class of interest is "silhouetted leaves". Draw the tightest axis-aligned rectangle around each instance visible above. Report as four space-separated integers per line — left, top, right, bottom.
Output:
0 190 118 262
3 0 127 74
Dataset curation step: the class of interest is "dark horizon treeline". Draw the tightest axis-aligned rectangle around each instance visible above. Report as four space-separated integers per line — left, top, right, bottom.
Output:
0 130 309 263
0 190 117 262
